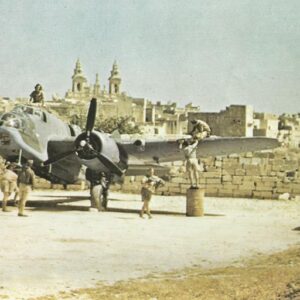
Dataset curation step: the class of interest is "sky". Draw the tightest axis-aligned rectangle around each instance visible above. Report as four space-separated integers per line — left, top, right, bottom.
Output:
0 0 299 114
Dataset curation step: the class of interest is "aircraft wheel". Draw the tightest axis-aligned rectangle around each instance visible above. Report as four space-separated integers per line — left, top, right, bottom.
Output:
91 184 104 211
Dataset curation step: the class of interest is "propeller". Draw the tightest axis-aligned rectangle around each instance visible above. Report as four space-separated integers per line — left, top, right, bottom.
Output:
42 149 77 166
85 98 97 138
42 98 125 176
96 153 124 176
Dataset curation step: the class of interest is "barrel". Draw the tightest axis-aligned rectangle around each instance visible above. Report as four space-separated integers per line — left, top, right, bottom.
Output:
186 188 205 216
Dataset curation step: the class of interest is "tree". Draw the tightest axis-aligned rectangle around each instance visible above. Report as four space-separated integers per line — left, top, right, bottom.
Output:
94 116 141 134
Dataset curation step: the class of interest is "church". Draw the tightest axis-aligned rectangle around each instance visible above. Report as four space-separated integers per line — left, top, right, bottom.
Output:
62 59 198 136
65 59 122 101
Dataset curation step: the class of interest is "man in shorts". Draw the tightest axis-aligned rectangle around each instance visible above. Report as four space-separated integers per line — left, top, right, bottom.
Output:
1 163 18 212
140 168 165 219
179 139 200 188
17 160 35 217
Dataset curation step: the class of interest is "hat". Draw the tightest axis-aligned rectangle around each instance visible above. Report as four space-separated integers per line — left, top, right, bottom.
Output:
191 119 198 124
27 160 34 166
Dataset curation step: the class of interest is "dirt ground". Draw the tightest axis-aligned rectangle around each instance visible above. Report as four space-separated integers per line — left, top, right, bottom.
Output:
0 190 299 300
32 246 300 300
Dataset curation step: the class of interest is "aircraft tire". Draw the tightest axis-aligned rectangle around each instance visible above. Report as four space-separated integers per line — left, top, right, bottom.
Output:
91 184 104 212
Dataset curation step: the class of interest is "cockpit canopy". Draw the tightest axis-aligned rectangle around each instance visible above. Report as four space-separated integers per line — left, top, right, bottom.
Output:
0 112 24 129
12 105 47 122
0 105 43 129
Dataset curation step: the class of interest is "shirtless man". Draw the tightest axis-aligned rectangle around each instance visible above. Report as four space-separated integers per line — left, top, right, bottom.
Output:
140 168 165 219
190 119 211 141
179 139 199 188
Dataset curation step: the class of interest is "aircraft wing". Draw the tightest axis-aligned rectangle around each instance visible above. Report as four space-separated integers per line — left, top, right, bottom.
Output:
122 137 280 164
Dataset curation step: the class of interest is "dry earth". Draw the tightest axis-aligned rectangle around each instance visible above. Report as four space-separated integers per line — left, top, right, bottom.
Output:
0 190 299 300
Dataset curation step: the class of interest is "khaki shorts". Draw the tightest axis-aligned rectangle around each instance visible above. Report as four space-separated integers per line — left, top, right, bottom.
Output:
1 180 18 193
193 131 208 141
141 187 152 202
186 159 199 172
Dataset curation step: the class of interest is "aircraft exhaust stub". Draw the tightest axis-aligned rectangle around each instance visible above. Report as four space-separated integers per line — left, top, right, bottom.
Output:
133 139 145 151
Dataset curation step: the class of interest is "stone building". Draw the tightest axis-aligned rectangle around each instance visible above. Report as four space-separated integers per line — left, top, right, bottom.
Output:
108 61 121 95
252 113 300 148
253 113 279 138
62 59 137 121
0 98 12 113
138 101 200 136
188 105 254 137
278 114 300 148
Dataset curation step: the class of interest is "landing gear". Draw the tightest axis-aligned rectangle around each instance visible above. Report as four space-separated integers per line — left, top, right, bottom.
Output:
86 168 111 212
90 184 105 211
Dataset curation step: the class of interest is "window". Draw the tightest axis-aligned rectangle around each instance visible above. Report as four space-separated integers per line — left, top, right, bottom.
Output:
42 112 47 122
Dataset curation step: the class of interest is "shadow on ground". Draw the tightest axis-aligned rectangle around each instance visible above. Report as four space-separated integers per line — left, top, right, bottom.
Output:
1 197 225 217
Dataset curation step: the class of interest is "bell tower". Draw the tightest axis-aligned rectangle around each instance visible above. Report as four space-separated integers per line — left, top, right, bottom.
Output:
93 73 100 96
72 59 88 94
108 61 121 95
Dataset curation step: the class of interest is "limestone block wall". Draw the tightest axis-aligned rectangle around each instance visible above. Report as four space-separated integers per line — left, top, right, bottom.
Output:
188 105 254 137
34 178 86 191
113 149 300 200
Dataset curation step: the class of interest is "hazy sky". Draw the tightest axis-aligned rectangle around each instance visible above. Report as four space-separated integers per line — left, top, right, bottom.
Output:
0 0 299 114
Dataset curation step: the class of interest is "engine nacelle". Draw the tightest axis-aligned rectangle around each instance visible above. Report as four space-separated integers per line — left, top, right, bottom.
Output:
75 131 120 162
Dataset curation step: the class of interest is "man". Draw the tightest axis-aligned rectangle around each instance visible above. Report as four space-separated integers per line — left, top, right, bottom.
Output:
1 163 18 212
99 172 111 210
140 168 165 219
17 160 35 217
179 139 199 188
190 119 211 141
29 84 44 106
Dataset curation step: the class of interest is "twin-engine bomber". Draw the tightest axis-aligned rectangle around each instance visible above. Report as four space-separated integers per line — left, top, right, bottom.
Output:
0 98 279 188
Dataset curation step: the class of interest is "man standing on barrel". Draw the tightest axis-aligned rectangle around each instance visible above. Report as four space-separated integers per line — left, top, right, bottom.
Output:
179 139 200 189
179 119 211 188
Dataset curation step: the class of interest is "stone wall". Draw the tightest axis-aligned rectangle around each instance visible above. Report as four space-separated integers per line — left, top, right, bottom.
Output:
112 149 300 200
7 149 299 200
34 178 86 191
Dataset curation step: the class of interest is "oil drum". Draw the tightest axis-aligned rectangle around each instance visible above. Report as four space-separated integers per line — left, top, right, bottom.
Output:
186 188 205 216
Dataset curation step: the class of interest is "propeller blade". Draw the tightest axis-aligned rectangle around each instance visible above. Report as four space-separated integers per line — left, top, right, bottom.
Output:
42 149 76 166
97 153 124 177
86 98 97 134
